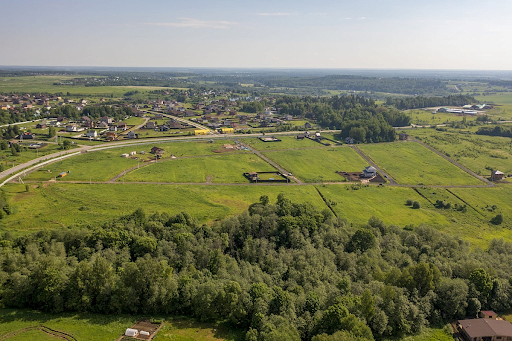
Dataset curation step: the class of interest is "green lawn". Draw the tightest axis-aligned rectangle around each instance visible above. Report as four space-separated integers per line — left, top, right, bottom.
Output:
154 318 243 341
0 183 325 233
263 147 368 182
123 153 275 183
244 136 321 151
358 142 483 186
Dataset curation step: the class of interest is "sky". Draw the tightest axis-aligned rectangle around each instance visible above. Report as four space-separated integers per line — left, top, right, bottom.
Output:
1 0 511 70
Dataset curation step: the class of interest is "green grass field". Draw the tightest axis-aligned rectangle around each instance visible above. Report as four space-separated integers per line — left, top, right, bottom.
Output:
0 309 243 341
358 142 483 186
123 153 275 183
318 185 451 228
414 130 512 176
244 136 321 151
263 147 367 182
0 183 325 233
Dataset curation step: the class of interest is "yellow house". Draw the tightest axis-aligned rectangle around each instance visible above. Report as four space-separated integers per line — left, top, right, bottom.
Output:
194 129 209 135
219 128 234 134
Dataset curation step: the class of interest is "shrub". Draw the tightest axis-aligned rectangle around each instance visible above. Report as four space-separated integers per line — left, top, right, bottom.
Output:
491 214 503 225
406 199 413 206
412 201 421 209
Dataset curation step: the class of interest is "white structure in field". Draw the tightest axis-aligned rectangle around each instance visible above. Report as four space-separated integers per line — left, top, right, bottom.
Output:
362 166 377 178
125 328 138 337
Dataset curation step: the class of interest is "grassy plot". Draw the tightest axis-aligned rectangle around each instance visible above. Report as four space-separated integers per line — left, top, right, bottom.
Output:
0 308 134 341
24 150 139 182
263 147 368 182
0 183 325 232
414 130 512 175
383 326 453 341
123 153 274 183
359 142 483 186
317 185 451 228
243 136 321 151
154 318 243 341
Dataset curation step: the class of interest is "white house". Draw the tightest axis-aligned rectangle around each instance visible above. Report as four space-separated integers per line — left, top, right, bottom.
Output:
86 130 97 138
362 166 377 178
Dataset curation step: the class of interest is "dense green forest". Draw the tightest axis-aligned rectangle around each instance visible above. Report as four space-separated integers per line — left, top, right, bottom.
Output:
385 94 476 110
51 105 134 121
1 195 511 341
277 95 408 142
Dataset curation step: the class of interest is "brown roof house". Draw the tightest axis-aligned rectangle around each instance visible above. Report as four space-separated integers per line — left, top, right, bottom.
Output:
150 147 164 156
458 318 512 341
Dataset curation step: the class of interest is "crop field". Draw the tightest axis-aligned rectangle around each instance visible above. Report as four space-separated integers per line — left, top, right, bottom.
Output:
358 142 483 185
317 185 451 228
263 147 367 182
414 130 512 175
404 109 477 126
122 153 275 183
243 136 321 151
0 183 325 232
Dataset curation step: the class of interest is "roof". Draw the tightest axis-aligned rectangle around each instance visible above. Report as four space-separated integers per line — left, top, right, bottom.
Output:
481 310 497 315
492 170 504 175
458 319 512 338
364 166 377 173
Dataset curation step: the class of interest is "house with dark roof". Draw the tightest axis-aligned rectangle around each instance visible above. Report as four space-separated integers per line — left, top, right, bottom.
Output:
458 318 512 341
362 166 377 178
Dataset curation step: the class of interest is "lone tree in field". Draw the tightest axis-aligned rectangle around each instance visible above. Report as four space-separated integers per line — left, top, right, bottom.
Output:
412 201 421 209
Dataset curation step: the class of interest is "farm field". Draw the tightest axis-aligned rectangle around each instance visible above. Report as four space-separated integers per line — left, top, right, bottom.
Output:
123 153 275 183
263 147 367 182
414 130 512 176
0 183 325 233
244 135 322 151
358 142 484 185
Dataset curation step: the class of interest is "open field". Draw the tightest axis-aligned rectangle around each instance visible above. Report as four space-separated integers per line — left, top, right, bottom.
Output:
318 185 451 228
244 136 321 151
263 147 367 182
0 183 325 233
0 308 135 341
413 129 512 176
358 142 483 186
0 309 243 341
123 153 275 183
404 109 478 126
23 139 242 182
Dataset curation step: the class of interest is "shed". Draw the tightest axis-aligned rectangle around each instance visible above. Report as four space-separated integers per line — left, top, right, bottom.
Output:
479 310 498 319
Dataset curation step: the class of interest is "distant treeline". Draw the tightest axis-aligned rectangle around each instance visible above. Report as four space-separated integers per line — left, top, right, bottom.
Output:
476 125 512 138
196 75 451 96
51 105 134 121
385 94 476 110
277 95 409 142
1 196 512 341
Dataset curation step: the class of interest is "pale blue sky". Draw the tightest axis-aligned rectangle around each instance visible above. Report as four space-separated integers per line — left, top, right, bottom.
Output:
1 0 511 69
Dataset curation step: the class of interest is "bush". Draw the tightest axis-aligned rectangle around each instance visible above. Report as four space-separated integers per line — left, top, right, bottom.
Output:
412 201 421 209
406 199 413 206
491 214 503 225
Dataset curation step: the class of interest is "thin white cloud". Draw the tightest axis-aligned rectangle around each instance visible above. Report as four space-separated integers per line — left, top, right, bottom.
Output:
359 17 367 20
145 18 237 29
256 12 296 16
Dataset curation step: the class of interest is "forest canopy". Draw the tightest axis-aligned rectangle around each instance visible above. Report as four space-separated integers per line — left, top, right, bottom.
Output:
1 195 511 341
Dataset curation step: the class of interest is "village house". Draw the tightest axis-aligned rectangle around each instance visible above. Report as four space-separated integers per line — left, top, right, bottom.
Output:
150 147 164 156
86 130 97 138
145 121 157 129
127 131 137 139
362 166 377 178
458 318 512 341
117 122 127 131
66 125 78 132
